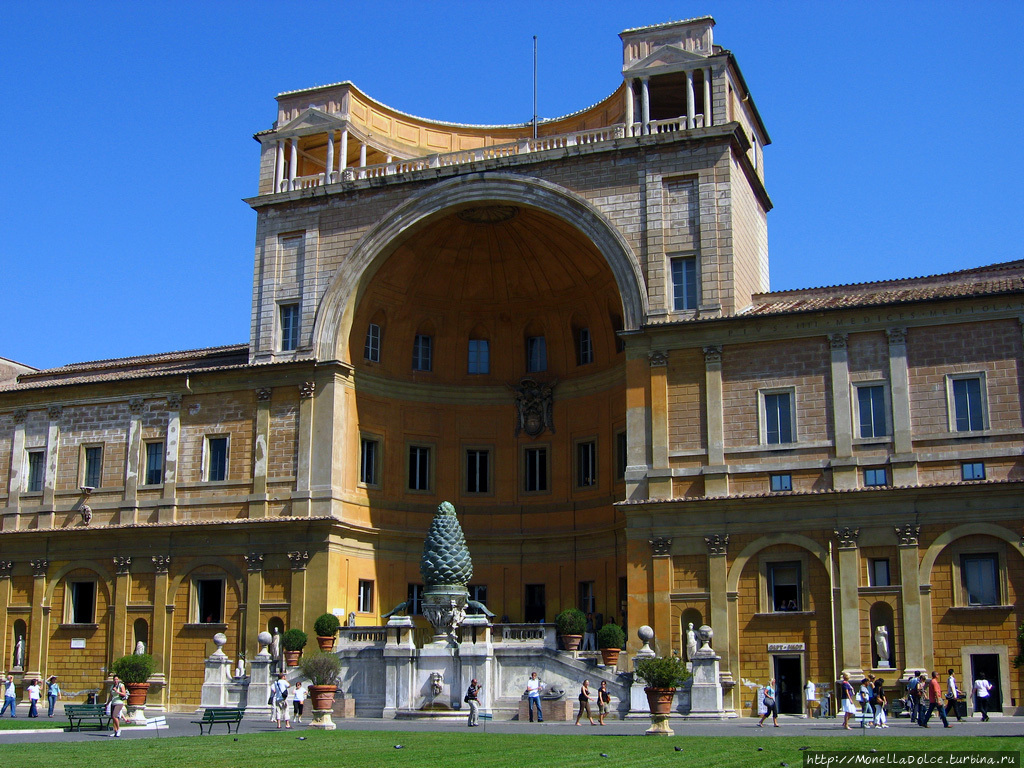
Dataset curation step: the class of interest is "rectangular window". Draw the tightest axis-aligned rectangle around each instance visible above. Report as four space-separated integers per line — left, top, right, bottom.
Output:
526 336 547 372
144 442 164 486
468 584 488 614
407 583 424 615
961 462 986 481
762 391 794 444
357 580 374 613
578 580 595 614
869 559 891 587
360 437 380 487
408 445 431 491
412 334 432 371
279 303 300 351
206 436 228 482
615 431 627 482
577 328 593 366
83 445 102 489
961 554 999 606
670 255 698 311
769 473 792 492
863 467 888 487
26 449 44 493
768 561 801 612
524 583 546 623
467 339 490 374
856 384 888 439
951 376 985 432
576 440 597 488
195 579 224 623
68 581 96 624
465 449 490 494
524 446 548 492
364 323 381 362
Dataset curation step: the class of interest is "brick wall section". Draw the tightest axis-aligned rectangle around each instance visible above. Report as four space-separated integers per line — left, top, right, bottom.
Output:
0 411 12 495
730 154 769 310
667 348 706 451
176 393 253 486
262 569 290 602
671 554 708 592
268 395 299 479
130 573 154 605
847 331 888 378
47 570 110 700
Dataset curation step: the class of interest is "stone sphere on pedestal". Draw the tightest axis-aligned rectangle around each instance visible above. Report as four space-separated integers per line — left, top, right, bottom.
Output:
637 625 654 643
698 624 713 651
257 630 272 655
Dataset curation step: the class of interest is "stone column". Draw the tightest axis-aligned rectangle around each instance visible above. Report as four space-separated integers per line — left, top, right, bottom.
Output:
250 388 271 519
112 557 131 660
703 67 712 126
0 562 11 670
339 129 348 171
703 346 728 497
640 77 650 133
705 534 733 691
829 334 858 489
288 138 298 189
274 140 285 192
41 406 61 527
648 351 671 499
358 142 366 167
886 328 918 485
160 395 181 524
25 559 48 679
685 70 695 129
243 553 263 660
288 551 309 630
624 79 634 135
895 525 926 674
121 397 144 525
624 351 651 501
649 537 673 649
293 381 315 516
834 527 863 677
324 130 335 184
5 409 27 524
150 555 171 706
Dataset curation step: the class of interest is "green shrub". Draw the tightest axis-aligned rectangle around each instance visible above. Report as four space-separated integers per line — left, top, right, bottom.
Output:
110 653 155 684
554 608 586 636
281 628 308 651
634 655 690 689
313 613 341 637
597 622 626 650
298 650 342 686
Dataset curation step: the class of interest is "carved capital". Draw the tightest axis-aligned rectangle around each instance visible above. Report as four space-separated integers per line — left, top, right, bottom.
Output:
152 555 171 573
46 405 63 420
244 552 264 571
288 551 309 571
12 408 27 424
299 381 316 399
30 559 48 577
649 536 672 556
828 333 848 350
128 397 144 414
886 327 907 345
255 387 272 402
703 345 722 364
894 524 920 547
834 526 860 549
0 561 13 579
113 556 132 575
704 533 729 556
166 394 182 409
648 350 668 368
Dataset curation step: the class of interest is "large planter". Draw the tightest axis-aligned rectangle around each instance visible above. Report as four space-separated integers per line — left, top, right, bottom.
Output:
309 684 337 710
284 650 302 667
316 636 335 652
600 648 621 667
125 682 150 707
645 687 676 715
560 634 583 651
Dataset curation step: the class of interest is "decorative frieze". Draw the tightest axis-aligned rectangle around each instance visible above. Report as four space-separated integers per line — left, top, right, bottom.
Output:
648 350 668 367
704 533 729 556
245 552 265 571
0 561 13 579
128 397 144 414
834 526 860 549
30 559 48 577
113 556 132 575
288 551 309 570
649 536 672 556
894 524 921 547
513 378 555 437
299 381 316 399
255 387 272 401
886 327 907 345
166 394 182 409
152 555 171 573
703 345 722 364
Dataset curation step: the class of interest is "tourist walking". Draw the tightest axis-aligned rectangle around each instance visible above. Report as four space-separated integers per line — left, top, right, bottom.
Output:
805 679 816 718
858 678 874 728
0 675 16 718
292 681 306 722
582 613 597 651
575 679 596 725
46 675 61 717
945 668 963 722
757 678 779 727
972 672 992 722
107 674 127 737
840 673 856 730
524 671 544 722
906 671 922 722
914 673 929 726
597 681 611 725
271 672 291 729
873 678 888 728
465 678 481 727
26 679 40 717
919 671 951 728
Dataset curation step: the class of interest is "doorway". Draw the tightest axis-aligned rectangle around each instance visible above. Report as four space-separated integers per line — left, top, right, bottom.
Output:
772 656 803 715
524 584 546 623
970 654 1002 713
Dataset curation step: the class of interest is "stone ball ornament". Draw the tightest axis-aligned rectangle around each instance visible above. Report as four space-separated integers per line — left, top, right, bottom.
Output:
698 624 713 650
637 625 655 643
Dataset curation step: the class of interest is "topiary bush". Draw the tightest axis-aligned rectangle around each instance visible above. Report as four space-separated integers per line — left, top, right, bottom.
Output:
110 653 155 684
298 650 342 686
597 622 626 650
313 612 341 637
281 628 308 651
555 608 586 636
634 655 691 689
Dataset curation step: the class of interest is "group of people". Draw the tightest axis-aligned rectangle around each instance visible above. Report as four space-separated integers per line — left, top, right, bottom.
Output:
837 673 891 729
268 673 308 729
513 671 612 727
0 674 62 719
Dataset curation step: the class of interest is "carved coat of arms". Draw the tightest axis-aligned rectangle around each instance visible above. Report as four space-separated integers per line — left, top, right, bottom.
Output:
512 377 556 437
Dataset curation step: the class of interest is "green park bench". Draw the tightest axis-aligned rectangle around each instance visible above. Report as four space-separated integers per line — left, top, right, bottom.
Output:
191 706 244 735
64 703 112 731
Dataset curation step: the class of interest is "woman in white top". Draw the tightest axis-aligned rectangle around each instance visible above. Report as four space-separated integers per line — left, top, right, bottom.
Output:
26 680 40 718
292 681 306 722
271 673 291 729
972 674 992 722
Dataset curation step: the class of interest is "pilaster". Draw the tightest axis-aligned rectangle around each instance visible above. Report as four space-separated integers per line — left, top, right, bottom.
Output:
26 559 48 678
886 328 918 485
293 381 315 516
829 334 858 489
244 552 264 659
648 351 671 499
648 537 672 649
40 406 62 527
834 527 863 677
0 562 11 672
705 534 732 688
703 346 728 496
121 397 144 525
160 394 182 523
894 524 926 673
151 556 171 680
288 551 309 630
5 410 27 526
624 352 651 501
112 556 132 658
250 388 272 518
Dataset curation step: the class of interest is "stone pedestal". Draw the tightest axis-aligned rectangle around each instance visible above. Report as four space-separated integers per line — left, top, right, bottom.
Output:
245 653 274 716
517 697 573 721
686 625 734 719
310 708 336 730
333 692 356 719
200 649 235 708
645 713 674 735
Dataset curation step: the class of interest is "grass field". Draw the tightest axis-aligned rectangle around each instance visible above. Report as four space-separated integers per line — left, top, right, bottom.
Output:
0 718 62 730
0 731 1020 768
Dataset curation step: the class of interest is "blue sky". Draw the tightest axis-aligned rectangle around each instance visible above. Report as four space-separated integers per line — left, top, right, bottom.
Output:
3 1 1022 370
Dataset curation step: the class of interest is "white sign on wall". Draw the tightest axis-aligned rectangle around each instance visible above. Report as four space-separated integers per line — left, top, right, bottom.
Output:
70 638 86 649
767 643 805 652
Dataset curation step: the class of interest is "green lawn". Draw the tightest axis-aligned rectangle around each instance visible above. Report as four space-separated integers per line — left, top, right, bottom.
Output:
0 732 1020 768
0 718 63 730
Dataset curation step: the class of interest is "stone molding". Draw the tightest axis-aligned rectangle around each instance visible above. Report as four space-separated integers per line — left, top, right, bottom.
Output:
288 551 309 570
704 533 729 556
113 556 132 575
152 555 171 573
886 327 907 345
834 526 860 549
703 345 722 364
245 552 265 571
649 536 672 556
255 387 272 401
30 559 48 576
894 524 920 547
648 350 668 368
299 381 315 399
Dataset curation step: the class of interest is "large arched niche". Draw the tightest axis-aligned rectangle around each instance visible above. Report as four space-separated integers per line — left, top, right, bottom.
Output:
313 173 647 364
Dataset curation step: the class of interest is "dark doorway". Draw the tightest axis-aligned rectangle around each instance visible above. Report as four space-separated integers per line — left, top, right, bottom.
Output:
970 654 1002 712
773 656 803 714
524 584 546 623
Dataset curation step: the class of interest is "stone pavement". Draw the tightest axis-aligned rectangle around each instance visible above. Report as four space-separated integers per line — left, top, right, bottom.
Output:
0 712 1016 744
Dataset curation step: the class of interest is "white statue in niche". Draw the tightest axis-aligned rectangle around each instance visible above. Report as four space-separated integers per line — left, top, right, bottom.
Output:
134 641 146 655
874 625 890 668
12 636 24 668
269 628 282 672
685 623 698 661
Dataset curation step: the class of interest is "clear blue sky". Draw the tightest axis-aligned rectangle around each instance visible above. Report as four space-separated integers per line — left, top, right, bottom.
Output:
3 1 1022 370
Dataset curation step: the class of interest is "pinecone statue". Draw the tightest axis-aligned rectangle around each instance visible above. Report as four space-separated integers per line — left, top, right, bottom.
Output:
420 501 473 588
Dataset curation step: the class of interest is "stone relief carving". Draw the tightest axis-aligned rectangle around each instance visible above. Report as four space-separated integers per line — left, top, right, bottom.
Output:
46 405 63 420
828 333 848 349
128 397 144 414
244 552 264 571
834 526 860 549
886 327 907 345
288 551 309 571
648 350 668 367
12 409 27 423
703 345 722 364
704 534 729 555
299 381 316 399
649 536 673 556
0 561 13 578
152 555 171 573
894 524 920 546
255 387 272 401
512 377 555 437
166 394 182 409
30 559 48 576
113 556 132 575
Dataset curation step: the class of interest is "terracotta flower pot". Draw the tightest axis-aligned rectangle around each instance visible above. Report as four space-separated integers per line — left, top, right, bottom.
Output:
600 648 621 667
284 650 302 667
560 634 583 651
309 684 337 710
125 682 150 707
316 636 335 652
645 687 676 715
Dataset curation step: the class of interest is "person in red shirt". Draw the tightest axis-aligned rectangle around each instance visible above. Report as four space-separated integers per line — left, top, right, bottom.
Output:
919 671 951 728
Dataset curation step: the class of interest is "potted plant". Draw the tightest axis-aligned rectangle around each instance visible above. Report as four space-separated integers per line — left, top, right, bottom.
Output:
281 628 308 666
313 613 341 652
634 655 690 714
110 653 156 708
298 650 342 730
555 608 586 651
598 622 626 667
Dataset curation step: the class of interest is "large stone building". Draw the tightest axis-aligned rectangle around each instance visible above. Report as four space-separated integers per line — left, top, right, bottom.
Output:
1 17 1021 715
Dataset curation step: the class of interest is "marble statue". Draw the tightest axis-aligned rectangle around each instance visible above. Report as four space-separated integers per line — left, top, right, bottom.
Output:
348 612 357 628
430 671 444 697
270 627 282 672
874 625 890 666
134 640 146 655
235 657 245 678
685 622 698 661
12 636 24 668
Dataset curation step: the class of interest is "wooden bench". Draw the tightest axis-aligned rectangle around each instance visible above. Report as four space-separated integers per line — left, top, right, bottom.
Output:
191 707 244 735
65 704 112 731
